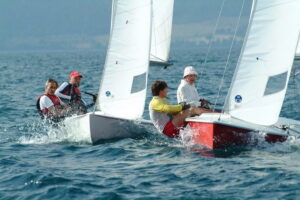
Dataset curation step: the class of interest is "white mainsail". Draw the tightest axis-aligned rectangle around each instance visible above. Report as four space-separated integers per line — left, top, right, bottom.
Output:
225 0 300 126
97 0 152 119
150 0 174 64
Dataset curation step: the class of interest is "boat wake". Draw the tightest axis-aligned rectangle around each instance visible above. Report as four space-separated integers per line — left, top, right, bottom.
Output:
17 117 156 145
13 117 300 157
17 120 92 145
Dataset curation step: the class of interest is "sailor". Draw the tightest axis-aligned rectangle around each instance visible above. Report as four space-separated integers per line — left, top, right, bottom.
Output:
149 80 212 138
177 66 209 109
36 79 69 122
55 71 92 114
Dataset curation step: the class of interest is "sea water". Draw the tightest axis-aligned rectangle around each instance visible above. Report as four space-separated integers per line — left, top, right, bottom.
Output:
1 48 300 199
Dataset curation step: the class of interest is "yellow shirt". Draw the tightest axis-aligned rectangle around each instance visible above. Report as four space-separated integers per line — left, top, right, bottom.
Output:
150 96 182 114
149 96 182 132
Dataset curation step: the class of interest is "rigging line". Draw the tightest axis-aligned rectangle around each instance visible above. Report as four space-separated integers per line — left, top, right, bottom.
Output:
292 66 300 115
294 68 300 76
197 0 226 88
213 0 246 116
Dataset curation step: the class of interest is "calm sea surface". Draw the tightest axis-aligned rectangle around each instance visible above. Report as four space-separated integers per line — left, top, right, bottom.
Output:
1 48 300 199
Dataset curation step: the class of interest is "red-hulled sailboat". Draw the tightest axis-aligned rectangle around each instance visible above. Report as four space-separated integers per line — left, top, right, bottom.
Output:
186 0 300 149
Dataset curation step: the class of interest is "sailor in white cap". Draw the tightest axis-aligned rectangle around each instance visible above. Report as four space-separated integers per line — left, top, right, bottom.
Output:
176 66 201 107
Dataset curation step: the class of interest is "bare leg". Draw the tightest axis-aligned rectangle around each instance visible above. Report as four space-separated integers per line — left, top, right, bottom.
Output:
172 107 213 128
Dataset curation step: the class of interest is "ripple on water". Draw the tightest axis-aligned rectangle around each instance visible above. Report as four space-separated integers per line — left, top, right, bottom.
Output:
1 50 300 199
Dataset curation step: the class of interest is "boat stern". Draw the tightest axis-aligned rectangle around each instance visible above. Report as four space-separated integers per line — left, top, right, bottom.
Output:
186 113 288 149
188 121 251 149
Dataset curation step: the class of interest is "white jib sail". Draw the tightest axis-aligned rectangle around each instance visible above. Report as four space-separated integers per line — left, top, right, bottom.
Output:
225 0 300 126
98 0 152 119
150 0 174 63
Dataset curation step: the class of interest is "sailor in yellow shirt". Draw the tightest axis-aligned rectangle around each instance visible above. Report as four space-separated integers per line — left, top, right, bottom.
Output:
149 80 212 138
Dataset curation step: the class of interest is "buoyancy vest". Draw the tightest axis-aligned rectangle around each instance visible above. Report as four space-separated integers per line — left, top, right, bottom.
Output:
60 83 81 101
36 94 63 117
59 83 88 114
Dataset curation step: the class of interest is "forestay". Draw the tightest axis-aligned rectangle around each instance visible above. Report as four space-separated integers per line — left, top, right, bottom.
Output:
150 0 174 63
225 0 300 126
97 0 152 119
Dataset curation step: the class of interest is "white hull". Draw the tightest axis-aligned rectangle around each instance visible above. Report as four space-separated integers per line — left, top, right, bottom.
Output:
64 111 154 144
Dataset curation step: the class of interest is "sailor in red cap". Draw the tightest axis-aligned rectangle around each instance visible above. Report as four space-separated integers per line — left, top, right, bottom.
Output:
55 71 88 114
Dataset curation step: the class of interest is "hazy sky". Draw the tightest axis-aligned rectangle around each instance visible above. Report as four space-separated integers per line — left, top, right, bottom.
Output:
0 0 252 51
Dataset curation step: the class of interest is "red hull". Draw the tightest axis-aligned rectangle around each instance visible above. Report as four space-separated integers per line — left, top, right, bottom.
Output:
188 121 287 149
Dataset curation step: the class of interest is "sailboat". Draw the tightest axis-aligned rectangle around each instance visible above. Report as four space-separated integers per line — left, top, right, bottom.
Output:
186 0 300 149
64 0 154 143
149 0 174 67
111 0 174 68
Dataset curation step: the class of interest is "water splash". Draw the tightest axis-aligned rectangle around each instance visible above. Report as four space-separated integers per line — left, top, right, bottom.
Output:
178 125 206 151
17 118 92 145
178 125 300 155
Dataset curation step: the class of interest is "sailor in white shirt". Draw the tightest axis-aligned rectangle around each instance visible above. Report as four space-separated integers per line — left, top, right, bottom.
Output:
36 79 70 122
177 66 201 107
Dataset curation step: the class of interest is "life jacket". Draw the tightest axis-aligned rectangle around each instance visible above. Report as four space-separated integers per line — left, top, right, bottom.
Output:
59 83 87 114
36 94 63 118
60 83 81 101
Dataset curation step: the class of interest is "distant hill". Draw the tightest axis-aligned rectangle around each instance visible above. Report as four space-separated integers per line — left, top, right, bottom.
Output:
0 0 251 52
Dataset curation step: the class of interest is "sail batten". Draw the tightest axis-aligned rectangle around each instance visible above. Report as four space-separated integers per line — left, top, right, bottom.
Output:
97 0 152 119
225 0 300 126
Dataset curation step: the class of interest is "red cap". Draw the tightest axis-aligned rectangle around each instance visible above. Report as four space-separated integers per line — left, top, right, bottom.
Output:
69 71 83 78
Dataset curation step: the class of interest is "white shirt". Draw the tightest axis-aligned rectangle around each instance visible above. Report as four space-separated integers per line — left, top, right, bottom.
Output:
39 95 64 110
55 82 71 100
177 79 200 107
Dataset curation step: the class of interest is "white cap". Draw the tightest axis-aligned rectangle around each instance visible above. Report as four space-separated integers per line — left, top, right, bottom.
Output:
183 66 198 78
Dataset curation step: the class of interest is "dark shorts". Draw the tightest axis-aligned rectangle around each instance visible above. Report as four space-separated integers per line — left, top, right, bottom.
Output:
163 121 187 138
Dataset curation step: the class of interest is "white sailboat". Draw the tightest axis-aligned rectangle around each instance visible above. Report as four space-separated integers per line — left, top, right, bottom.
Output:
64 0 153 143
111 0 174 67
149 0 174 67
186 0 300 149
